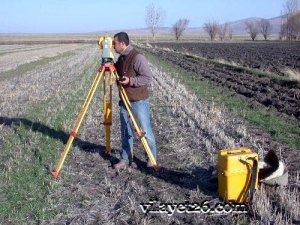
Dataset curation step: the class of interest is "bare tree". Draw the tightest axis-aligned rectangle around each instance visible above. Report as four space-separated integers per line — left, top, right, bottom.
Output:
218 23 228 41
279 21 286 40
204 21 219 41
260 19 272 40
145 3 165 39
172 19 189 41
286 11 300 40
245 21 259 40
283 0 299 16
228 25 233 40
280 0 300 40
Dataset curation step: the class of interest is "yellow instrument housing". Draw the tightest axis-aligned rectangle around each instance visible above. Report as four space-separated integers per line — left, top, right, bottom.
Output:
217 147 258 203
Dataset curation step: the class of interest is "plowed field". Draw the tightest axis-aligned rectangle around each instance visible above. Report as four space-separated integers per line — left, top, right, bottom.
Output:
151 42 300 76
143 43 300 124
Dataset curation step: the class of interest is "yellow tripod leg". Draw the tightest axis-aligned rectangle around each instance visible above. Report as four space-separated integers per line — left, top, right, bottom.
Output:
52 68 105 178
119 86 158 168
73 68 103 126
111 69 158 168
105 73 113 155
102 70 113 155
112 71 131 107
104 101 112 155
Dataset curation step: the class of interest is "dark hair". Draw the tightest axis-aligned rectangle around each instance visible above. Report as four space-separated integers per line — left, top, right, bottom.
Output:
114 32 130 46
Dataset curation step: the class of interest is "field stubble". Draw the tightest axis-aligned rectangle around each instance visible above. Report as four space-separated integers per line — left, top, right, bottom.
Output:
0 44 85 73
0 43 99 223
0 44 98 117
0 43 299 224
47 64 299 224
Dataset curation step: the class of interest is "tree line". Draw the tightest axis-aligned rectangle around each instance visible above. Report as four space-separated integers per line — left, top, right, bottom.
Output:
145 0 300 41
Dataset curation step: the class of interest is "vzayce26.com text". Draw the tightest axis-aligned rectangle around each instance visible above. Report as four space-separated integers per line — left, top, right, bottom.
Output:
140 199 248 216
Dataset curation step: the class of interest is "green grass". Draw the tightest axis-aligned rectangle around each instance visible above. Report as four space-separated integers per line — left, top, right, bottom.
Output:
145 51 300 150
0 56 100 224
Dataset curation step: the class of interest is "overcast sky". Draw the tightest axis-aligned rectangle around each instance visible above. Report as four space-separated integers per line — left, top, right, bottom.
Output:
0 0 289 33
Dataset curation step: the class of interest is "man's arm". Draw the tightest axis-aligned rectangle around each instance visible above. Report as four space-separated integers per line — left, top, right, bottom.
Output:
130 54 152 87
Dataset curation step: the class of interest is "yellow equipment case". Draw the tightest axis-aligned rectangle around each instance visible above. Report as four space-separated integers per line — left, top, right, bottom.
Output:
217 148 258 203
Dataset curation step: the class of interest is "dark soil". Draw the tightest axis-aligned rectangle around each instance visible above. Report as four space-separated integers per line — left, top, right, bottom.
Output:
140 45 300 123
151 42 300 76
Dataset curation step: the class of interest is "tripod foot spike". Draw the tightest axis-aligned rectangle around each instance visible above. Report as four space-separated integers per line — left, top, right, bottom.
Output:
51 171 59 178
105 148 111 156
153 165 161 172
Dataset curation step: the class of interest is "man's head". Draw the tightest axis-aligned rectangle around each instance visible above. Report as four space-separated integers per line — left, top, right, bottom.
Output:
113 32 129 53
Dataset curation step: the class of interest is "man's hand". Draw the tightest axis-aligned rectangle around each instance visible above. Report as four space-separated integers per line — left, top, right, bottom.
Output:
119 76 130 86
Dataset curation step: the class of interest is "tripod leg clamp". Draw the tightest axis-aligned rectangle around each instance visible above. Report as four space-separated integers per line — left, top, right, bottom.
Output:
70 130 78 137
137 130 146 140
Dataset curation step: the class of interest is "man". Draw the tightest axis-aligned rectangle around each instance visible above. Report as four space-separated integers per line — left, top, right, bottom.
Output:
113 32 157 170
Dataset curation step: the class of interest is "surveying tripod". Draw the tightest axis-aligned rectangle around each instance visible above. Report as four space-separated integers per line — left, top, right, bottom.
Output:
51 36 158 178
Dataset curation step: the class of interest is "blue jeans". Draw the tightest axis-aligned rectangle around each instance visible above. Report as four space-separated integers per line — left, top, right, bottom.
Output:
119 99 157 164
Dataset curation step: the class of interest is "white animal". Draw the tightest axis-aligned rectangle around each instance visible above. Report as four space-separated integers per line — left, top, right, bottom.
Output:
258 150 287 185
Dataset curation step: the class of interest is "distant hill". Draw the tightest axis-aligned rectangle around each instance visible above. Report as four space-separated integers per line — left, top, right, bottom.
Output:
118 14 287 36
218 15 284 35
